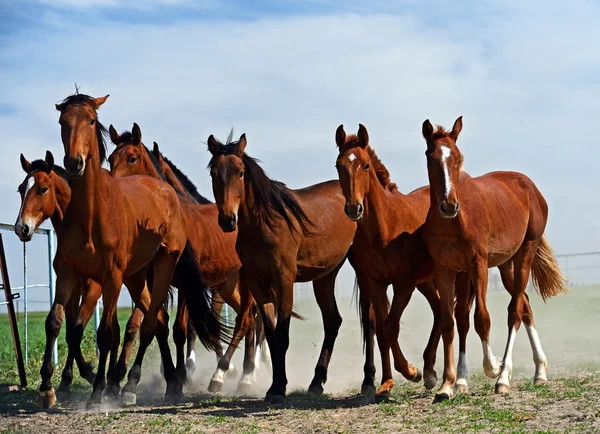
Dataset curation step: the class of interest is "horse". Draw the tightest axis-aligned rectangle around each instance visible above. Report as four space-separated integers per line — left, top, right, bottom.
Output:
107 125 266 393
334 124 447 397
15 151 155 402
206 131 377 403
40 92 222 409
421 116 567 399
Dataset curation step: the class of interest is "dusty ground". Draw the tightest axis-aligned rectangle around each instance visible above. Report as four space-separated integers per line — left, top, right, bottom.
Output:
1 287 599 433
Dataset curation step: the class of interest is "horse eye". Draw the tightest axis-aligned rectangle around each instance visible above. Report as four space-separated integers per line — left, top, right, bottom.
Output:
90 119 96 126
129 157 137 164
364 163 370 170
239 171 244 178
41 187 49 194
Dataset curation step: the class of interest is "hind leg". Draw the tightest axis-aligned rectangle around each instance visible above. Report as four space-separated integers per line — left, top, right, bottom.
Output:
186 319 197 379
416 280 442 390
499 263 548 386
172 290 188 399
496 241 539 393
56 289 81 402
358 288 377 395
236 281 258 394
453 272 472 394
307 270 344 396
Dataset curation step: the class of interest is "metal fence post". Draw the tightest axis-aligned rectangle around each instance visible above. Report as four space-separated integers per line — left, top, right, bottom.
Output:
47 229 58 367
23 242 28 366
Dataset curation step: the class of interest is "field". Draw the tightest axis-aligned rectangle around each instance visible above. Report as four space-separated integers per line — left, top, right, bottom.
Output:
1 285 599 433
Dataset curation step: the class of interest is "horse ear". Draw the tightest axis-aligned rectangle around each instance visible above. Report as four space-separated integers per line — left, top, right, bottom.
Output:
236 134 247 157
422 119 434 141
450 116 463 140
44 151 54 173
335 125 346 148
132 123 142 145
357 124 369 148
207 135 220 156
20 154 32 173
152 141 160 158
109 124 120 145
92 94 110 109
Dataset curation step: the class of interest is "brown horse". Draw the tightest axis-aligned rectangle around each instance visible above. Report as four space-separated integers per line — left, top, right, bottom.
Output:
107 125 263 393
40 92 221 409
421 116 567 399
334 124 445 397
206 131 377 403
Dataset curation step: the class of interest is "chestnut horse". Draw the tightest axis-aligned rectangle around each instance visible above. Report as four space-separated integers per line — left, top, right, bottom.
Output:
334 124 445 397
421 116 567 399
40 92 221 409
207 132 377 403
107 125 264 393
15 151 109 399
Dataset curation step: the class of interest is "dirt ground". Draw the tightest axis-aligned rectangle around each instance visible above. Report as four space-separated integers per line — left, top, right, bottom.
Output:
1 288 599 433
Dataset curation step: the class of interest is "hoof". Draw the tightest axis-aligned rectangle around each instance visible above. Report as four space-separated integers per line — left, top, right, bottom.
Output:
374 391 390 403
165 392 184 404
121 391 137 406
484 358 502 379
104 384 121 401
37 388 57 409
237 382 253 396
264 394 286 405
208 380 223 393
226 365 238 379
410 368 423 384
56 384 72 402
307 384 324 396
85 397 102 411
534 377 548 386
495 383 510 394
423 372 438 391
360 384 376 395
453 382 469 395
185 359 196 378
433 392 451 404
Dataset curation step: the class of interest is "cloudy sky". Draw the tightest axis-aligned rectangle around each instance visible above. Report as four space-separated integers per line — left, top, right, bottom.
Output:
1 0 598 310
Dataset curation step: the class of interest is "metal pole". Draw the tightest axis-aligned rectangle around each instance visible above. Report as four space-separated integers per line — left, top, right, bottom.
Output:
23 242 28 366
47 230 58 367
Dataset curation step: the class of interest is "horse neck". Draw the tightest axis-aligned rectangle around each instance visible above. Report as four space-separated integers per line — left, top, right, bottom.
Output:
139 150 162 180
162 165 191 199
359 170 407 246
49 174 71 232
237 181 261 232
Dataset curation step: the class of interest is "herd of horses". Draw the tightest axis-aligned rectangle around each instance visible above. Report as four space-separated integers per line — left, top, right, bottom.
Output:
13 91 567 411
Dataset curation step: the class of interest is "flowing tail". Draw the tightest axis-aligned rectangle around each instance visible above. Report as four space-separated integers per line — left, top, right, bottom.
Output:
531 234 569 302
175 242 232 351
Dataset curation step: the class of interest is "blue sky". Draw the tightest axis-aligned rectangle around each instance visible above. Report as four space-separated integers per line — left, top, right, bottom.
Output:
1 0 599 310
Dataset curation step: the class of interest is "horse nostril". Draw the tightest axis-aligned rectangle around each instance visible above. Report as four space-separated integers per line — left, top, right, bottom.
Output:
344 204 350 215
230 214 237 226
440 202 447 214
22 224 30 236
77 156 83 169
357 204 364 215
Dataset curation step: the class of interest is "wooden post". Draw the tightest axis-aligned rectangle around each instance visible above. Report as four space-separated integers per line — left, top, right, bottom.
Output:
0 233 27 388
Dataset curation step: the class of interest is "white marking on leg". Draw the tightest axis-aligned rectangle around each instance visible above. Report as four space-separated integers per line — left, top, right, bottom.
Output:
497 327 517 387
211 367 226 384
456 351 468 387
187 349 196 364
525 324 548 383
261 340 272 366
441 146 452 198
481 340 501 378
348 153 356 162
254 341 262 372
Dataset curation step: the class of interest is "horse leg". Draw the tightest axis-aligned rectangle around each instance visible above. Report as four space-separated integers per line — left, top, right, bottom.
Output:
55 288 81 402
307 270 344 396
416 280 442 391
86 273 124 410
172 290 188 398
359 288 377 395
236 281 258 394
453 271 472 394
384 281 422 384
186 317 197 379
433 267 457 403
499 262 548 386
472 257 501 379
38 266 81 409
496 240 539 394
122 251 178 405
208 281 241 393
103 309 122 401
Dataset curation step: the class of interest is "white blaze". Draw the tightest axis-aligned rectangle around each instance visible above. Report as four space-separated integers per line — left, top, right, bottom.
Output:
17 177 36 227
348 153 356 162
441 146 452 198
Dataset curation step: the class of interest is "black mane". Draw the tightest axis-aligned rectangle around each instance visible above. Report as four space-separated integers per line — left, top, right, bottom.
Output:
55 93 108 164
28 159 71 186
159 152 212 205
207 132 312 236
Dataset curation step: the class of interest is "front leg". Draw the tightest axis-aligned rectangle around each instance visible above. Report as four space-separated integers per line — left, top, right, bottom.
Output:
433 266 457 403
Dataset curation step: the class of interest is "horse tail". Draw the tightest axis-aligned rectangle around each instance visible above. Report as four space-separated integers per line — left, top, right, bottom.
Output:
291 309 306 321
531 234 569 302
175 241 231 351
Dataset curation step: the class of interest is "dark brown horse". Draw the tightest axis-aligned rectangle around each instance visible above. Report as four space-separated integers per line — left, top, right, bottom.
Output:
206 132 377 403
108 126 263 393
421 116 567 399
334 124 444 397
39 92 221 409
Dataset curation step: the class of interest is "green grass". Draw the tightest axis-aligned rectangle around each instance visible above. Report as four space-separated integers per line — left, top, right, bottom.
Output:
0 307 145 388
